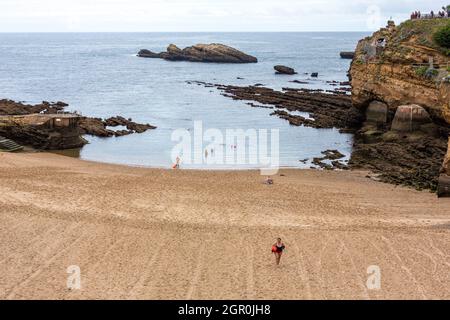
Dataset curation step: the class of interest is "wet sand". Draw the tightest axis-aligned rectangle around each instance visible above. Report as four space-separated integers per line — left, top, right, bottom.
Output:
0 152 450 300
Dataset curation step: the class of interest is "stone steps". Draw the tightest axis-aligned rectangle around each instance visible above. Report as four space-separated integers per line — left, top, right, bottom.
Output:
0 137 24 152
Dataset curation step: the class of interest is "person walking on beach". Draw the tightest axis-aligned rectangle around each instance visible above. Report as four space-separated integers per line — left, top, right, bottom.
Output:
173 156 181 169
272 238 286 266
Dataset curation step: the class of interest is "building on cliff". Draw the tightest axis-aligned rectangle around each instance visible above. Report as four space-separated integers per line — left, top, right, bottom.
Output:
0 113 87 150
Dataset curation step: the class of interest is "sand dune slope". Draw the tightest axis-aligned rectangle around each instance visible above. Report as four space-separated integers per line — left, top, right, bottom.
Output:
0 153 449 300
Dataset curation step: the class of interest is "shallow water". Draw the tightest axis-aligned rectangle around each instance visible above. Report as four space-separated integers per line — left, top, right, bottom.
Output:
0 32 368 169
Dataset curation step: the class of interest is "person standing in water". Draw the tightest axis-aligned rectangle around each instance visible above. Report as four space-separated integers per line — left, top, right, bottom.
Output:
272 238 286 266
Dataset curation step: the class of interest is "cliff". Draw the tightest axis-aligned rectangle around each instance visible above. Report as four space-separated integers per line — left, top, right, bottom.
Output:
349 19 450 193
350 19 449 124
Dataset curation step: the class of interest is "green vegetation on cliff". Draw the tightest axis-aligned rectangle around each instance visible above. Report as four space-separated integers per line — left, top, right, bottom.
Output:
434 21 450 49
396 18 450 55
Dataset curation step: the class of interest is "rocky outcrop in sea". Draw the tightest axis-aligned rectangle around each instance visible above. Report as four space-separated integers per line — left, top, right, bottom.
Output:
274 65 297 75
79 116 156 137
138 43 258 63
0 100 157 150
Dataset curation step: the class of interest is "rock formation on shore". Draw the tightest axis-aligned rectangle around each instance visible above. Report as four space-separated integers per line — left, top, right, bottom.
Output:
138 43 258 63
0 99 67 115
79 116 156 137
349 19 450 192
0 100 156 150
340 52 355 59
189 81 361 131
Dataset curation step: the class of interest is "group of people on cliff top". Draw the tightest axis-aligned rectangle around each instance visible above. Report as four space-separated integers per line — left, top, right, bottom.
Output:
411 6 450 19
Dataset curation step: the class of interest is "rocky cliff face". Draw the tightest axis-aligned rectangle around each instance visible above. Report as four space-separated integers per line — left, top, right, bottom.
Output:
350 19 449 124
349 19 450 193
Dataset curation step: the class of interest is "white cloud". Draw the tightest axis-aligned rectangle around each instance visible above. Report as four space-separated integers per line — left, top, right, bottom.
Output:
0 0 446 32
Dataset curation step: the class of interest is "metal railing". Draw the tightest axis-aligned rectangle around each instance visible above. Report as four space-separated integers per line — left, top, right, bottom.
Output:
56 110 83 116
411 14 449 19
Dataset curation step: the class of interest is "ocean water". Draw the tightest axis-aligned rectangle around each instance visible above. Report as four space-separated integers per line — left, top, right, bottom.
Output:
0 32 368 169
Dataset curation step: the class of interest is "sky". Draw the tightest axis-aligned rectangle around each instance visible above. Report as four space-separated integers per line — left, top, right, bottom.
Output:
0 0 447 32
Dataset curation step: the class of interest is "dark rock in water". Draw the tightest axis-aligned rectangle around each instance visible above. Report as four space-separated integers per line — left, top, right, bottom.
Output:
79 116 156 137
321 150 345 160
138 43 258 63
79 118 115 137
311 72 319 78
311 150 347 170
137 49 162 58
271 110 316 127
193 83 359 131
128 121 156 134
102 116 156 134
391 105 432 132
87 116 156 137
0 99 66 115
332 160 349 170
274 65 297 75
340 51 355 59
247 102 273 109
312 157 333 170
290 80 309 84
114 130 134 137
55 101 69 107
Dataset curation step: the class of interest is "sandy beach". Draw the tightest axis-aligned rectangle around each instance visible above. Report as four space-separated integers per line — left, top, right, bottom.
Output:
1 152 450 300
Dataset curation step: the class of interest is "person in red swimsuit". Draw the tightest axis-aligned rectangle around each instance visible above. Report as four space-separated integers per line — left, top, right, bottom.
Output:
272 238 286 266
